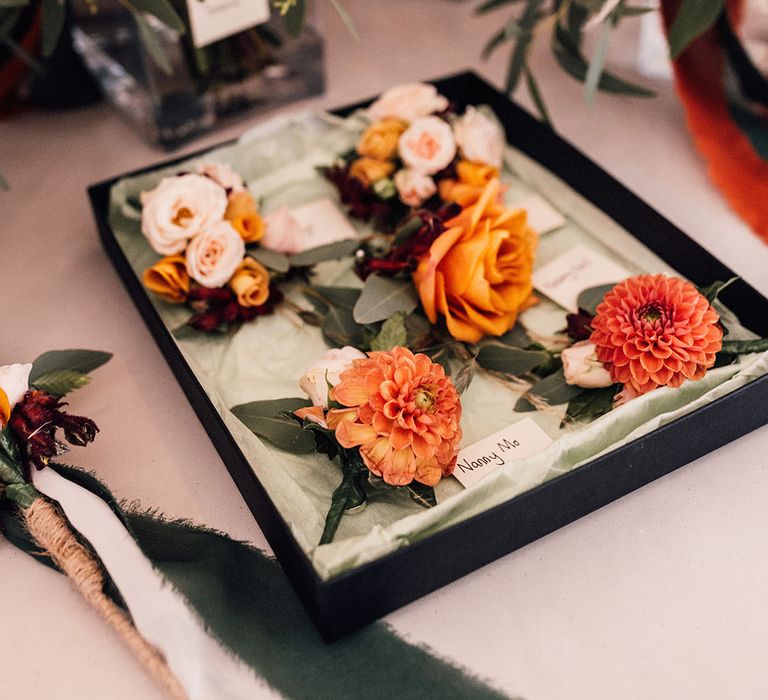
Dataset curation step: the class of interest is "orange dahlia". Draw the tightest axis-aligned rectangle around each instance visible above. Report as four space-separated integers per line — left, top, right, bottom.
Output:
327 347 462 487
590 274 723 394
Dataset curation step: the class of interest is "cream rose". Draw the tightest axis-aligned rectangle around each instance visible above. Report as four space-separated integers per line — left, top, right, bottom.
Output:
141 174 228 256
453 107 505 169
398 116 457 176
561 341 613 388
368 82 449 123
261 207 308 255
299 346 366 408
196 161 245 192
185 221 245 288
0 362 32 426
394 169 437 207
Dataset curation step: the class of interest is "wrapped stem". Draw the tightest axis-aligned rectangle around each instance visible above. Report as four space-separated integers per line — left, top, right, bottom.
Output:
23 497 187 700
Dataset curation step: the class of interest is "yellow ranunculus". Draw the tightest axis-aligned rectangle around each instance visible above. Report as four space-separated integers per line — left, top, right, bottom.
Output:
225 191 264 243
356 118 407 161
349 157 396 187
142 255 190 303
228 257 270 307
413 179 537 343
438 159 500 207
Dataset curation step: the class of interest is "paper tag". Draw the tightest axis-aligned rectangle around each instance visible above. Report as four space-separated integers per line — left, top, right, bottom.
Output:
186 0 270 49
453 418 553 489
533 244 630 312
512 194 566 235
290 197 359 247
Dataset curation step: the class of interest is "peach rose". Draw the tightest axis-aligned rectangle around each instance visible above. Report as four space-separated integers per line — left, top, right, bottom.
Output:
196 161 245 192
349 157 396 187
0 362 32 427
225 190 264 243
398 116 457 176
452 106 505 168
368 82 449 123
140 174 228 256
394 168 437 207
357 119 407 160
142 254 190 303
413 179 537 343
228 257 270 307
185 221 245 288
561 341 613 388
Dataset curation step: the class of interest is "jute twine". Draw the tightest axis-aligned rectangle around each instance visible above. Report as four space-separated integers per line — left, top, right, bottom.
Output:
23 498 187 700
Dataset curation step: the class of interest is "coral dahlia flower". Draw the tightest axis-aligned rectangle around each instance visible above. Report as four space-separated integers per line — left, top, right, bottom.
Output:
590 274 723 394
328 347 462 487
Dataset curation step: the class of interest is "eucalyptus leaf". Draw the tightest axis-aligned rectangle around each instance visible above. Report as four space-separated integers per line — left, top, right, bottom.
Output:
576 283 616 315
309 286 361 311
393 216 423 246
496 324 532 348
406 482 437 508
353 275 418 324
720 338 768 355
370 312 407 352
475 0 525 14
231 399 316 454
288 238 359 267
172 324 203 341
525 66 552 125
584 16 612 104
31 370 90 397
476 343 550 374
618 5 656 17
667 0 724 59
552 21 654 96
30 350 112 383
562 384 619 426
129 0 186 33
249 248 290 273
481 26 510 61
134 12 172 75
405 312 434 350
41 0 65 58
323 306 366 349
516 368 584 411
281 0 306 37
698 276 738 305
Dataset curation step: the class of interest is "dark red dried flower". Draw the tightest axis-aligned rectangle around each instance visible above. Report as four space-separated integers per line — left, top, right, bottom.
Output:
323 165 395 223
565 308 594 341
356 203 462 279
187 284 282 333
8 389 99 473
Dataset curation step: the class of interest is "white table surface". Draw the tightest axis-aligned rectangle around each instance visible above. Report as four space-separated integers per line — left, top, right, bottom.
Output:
2 2 768 699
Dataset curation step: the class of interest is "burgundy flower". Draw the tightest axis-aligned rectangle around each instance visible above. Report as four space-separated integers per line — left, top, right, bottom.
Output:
187 283 282 333
8 390 99 473
323 165 395 223
566 309 594 341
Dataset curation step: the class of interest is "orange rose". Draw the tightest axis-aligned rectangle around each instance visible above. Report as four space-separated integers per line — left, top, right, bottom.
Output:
225 191 264 243
349 157 395 187
142 254 190 303
357 119 407 160
413 179 537 343
438 160 500 207
228 257 270 307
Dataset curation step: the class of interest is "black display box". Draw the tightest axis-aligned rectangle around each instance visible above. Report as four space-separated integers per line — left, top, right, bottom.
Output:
88 71 768 640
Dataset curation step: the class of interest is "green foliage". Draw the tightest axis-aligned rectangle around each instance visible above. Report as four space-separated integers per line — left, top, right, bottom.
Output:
31 370 90 397
288 239 360 267
230 398 317 453
248 248 291 273
667 0 724 59
698 276 738 305
406 482 437 508
29 349 112 384
576 282 616 315
370 312 407 352
562 384 619 426
41 0 65 58
319 447 367 545
353 275 419 324
515 368 584 411
476 343 550 374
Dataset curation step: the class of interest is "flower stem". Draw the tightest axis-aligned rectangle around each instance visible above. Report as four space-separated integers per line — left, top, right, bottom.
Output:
319 449 366 545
